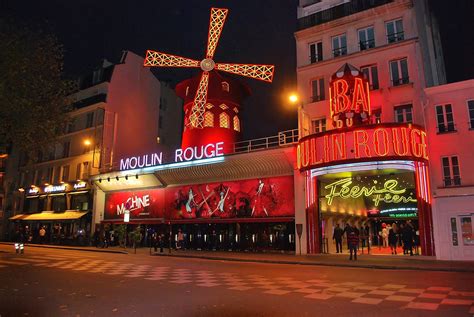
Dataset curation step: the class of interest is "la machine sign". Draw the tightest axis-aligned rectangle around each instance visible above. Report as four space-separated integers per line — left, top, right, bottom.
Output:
119 142 224 171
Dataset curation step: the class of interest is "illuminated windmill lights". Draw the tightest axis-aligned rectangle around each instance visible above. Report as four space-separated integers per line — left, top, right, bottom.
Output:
144 7 275 129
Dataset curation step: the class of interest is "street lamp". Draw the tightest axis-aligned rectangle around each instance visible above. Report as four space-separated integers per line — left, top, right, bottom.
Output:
83 139 92 146
288 93 306 139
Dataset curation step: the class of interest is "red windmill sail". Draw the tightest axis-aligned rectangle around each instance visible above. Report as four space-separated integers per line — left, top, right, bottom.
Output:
144 7 275 149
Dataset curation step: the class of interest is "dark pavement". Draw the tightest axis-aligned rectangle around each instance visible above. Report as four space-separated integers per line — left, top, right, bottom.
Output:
0 244 473 317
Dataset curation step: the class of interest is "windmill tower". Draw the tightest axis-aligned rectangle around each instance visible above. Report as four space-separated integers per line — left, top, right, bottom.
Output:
144 7 275 153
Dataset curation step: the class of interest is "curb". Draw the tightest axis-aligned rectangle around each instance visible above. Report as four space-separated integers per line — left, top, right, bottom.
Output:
0 242 129 254
151 252 474 273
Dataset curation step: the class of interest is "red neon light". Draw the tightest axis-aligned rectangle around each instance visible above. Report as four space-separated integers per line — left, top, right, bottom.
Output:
297 123 429 171
351 78 370 112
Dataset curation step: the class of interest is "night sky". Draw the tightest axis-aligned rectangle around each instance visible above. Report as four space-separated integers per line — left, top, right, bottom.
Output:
2 1 473 140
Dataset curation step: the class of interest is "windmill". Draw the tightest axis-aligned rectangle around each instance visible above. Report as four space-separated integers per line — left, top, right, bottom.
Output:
144 7 275 153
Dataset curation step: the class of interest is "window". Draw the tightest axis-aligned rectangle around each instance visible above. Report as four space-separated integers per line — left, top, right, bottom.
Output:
309 41 323 63
450 218 459 246
442 156 461 186
221 82 229 92
51 195 66 212
436 104 456 133
82 161 90 179
233 116 240 132
386 19 404 43
219 113 230 128
311 118 326 133
468 100 474 129
371 108 382 124
360 65 379 90
54 166 61 183
332 34 347 57
46 167 53 184
86 112 94 128
390 58 409 86
75 163 82 180
311 78 325 102
204 112 214 127
33 170 38 185
358 26 375 50
71 194 89 211
460 216 474 245
61 165 70 182
394 104 413 123
62 141 70 158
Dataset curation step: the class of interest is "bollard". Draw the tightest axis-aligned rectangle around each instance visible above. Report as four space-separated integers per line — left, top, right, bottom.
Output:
20 243 24 254
15 243 19 254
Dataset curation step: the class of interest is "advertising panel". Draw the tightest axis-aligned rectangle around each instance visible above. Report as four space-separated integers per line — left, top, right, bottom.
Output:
104 176 294 221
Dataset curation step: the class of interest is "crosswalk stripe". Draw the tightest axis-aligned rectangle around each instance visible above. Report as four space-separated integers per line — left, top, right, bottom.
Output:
0 259 28 266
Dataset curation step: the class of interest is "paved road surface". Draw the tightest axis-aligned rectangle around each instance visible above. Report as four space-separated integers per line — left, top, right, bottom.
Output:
0 245 473 317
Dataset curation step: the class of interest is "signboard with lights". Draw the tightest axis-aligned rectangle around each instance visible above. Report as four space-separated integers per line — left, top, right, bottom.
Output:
297 123 428 171
119 141 225 171
103 176 294 221
26 181 89 196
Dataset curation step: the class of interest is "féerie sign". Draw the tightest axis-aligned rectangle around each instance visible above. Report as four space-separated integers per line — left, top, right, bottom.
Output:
119 141 224 171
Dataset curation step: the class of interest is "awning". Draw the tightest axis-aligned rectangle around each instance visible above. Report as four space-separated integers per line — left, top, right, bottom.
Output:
9 211 89 221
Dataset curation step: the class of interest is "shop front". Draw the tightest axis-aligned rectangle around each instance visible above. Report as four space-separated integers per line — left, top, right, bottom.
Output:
93 146 297 252
296 64 434 256
9 181 93 245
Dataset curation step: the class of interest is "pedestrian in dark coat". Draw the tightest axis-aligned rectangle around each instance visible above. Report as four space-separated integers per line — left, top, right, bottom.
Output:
402 223 414 256
332 224 344 253
388 225 398 255
347 227 359 260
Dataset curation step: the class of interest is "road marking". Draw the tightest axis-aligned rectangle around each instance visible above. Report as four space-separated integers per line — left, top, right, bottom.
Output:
0 259 28 266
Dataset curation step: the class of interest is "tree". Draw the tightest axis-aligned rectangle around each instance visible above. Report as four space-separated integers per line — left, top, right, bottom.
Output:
0 19 75 161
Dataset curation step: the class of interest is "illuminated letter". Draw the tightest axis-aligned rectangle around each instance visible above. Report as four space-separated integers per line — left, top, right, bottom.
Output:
215 142 224 156
332 79 350 115
410 128 423 158
120 158 130 171
184 147 194 161
373 128 389 156
175 149 183 162
323 135 330 162
392 127 410 156
421 131 429 160
129 157 137 169
331 133 346 161
354 130 370 158
194 146 204 160
351 78 369 112
204 143 215 157
152 153 163 165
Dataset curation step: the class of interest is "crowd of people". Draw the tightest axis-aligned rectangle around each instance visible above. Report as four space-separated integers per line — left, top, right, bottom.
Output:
332 221 419 260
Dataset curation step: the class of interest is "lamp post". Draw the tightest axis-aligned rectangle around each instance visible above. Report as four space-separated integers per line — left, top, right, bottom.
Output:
289 94 305 139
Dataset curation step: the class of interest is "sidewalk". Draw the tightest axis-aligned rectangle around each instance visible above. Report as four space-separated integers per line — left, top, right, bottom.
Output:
1 242 472 272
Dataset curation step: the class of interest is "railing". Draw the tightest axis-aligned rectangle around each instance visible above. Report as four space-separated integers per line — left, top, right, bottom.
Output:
233 129 299 154
333 47 347 57
391 77 410 86
359 39 375 51
437 123 456 134
297 0 393 31
309 54 323 64
387 31 405 44
72 93 107 110
311 95 325 103
444 177 461 187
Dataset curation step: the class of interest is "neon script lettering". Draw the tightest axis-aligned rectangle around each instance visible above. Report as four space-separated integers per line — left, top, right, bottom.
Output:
324 178 417 206
116 194 150 215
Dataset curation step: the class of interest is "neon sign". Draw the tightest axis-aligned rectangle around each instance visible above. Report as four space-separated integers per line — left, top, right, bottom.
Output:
119 141 224 171
44 184 66 193
324 178 417 206
116 194 151 216
28 188 39 195
329 64 371 128
297 123 428 171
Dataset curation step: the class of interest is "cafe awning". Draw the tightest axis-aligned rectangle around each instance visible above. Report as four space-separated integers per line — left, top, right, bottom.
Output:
9 211 89 221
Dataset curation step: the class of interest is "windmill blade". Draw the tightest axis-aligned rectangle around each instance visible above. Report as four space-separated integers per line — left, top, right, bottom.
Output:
216 63 275 82
188 72 210 129
205 8 229 59
144 50 200 68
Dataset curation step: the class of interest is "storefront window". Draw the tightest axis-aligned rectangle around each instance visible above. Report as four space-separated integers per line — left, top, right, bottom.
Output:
460 216 473 246
51 195 66 212
24 198 39 213
450 218 459 246
70 194 89 211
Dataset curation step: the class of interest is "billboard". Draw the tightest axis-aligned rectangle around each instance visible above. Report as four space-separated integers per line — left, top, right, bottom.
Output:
104 176 294 221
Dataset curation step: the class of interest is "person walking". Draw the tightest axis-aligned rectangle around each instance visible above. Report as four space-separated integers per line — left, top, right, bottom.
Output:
347 227 359 261
332 224 344 253
388 224 398 255
402 222 414 256
39 226 46 244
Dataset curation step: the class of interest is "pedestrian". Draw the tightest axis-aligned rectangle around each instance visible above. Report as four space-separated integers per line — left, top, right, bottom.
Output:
381 223 388 248
332 224 344 253
39 226 46 244
402 222 414 256
177 229 184 250
347 227 359 261
343 223 351 249
93 228 100 248
152 232 158 252
388 224 398 255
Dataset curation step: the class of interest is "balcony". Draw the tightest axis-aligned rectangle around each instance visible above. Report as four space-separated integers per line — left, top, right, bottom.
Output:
437 123 457 134
387 31 405 44
359 39 375 51
72 93 107 110
333 47 347 58
311 95 325 103
297 0 393 31
391 77 410 87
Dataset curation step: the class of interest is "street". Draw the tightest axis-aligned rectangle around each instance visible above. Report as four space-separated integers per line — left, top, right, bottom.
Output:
0 245 473 317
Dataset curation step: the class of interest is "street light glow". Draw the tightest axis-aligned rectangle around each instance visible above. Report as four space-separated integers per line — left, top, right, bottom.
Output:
289 94 298 104
84 139 92 146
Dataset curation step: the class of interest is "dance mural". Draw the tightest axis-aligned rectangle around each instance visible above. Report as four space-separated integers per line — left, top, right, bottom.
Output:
104 176 294 221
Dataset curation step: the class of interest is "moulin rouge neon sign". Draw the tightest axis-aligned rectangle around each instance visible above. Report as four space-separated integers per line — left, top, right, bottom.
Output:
119 142 224 171
324 178 417 206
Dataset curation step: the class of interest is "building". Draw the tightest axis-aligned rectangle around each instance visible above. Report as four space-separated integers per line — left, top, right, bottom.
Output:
293 0 447 256
0 150 7 239
5 51 181 243
424 79 474 260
